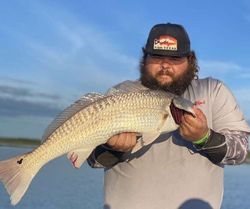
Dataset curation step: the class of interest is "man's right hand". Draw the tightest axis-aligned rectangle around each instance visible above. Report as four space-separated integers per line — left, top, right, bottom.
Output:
106 132 137 152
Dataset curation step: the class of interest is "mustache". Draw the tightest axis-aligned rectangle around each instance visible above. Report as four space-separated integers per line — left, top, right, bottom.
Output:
156 68 174 77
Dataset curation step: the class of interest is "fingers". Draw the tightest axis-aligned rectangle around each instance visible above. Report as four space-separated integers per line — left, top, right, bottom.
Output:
107 134 119 147
182 106 207 126
193 106 206 122
181 112 196 127
107 132 137 152
179 107 208 141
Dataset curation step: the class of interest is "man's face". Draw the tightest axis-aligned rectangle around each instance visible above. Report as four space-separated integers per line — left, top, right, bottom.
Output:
140 54 195 95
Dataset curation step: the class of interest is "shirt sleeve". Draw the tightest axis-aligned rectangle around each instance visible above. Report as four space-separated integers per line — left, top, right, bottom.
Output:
194 79 250 164
194 129 249 164
211 80 250 164
211 80 250 133
87 144 125 168
220 129 249 165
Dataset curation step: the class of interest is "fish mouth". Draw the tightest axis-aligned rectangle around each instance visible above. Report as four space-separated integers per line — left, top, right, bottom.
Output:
170 101 185 125
170 97 195 125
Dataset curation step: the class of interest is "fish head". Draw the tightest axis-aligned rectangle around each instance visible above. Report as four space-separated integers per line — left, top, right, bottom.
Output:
170 96 195 125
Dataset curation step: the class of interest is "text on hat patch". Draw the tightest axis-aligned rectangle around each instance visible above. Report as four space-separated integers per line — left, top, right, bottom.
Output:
154 35 177 51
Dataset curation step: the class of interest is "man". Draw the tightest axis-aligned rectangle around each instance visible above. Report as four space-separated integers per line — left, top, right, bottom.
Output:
87 23 250 209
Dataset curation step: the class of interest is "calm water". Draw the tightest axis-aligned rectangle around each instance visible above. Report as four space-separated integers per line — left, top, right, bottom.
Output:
0 147 250 209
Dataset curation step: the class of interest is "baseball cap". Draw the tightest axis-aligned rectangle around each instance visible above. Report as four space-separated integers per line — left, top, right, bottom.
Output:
144 23 191 57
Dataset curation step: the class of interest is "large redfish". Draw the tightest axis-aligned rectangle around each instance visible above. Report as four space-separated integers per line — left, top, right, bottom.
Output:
0 89 194 205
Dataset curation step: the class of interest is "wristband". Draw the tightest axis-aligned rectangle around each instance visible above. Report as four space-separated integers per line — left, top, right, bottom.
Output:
193 129 211 145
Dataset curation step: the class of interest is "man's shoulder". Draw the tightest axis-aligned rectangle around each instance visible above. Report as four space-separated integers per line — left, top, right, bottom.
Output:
191 77 223 87
184 77 227 99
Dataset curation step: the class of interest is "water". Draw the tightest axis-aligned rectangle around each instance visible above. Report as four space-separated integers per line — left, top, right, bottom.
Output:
0 147 249 209
0 147 103 209
222 165 250 209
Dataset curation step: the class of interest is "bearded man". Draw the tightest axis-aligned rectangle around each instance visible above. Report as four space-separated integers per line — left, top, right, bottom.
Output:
87 23 250 209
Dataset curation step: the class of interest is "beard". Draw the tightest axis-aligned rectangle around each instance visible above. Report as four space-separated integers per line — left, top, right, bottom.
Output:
139 65 195 96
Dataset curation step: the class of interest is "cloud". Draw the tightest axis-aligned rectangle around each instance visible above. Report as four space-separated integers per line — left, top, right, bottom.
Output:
0 1 138 139
20 1 138 71
199 60 250 81
0 82 63 119
0 0 139 98
239 73 250 79
199 60 242 74
0 85 61 101
26 20 138 71
198 60 250 120
232 88 250 120
10 2 139 97
0 76 34 85
0 96 62 118
0 85 31 97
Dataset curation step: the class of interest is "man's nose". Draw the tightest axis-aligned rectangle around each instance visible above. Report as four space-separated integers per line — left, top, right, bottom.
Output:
161 59 171 67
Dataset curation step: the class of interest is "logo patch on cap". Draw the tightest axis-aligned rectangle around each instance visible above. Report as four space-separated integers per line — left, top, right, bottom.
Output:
153 35 177 51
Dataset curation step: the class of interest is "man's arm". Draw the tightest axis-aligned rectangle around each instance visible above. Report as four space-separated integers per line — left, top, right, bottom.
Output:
194 129 249 164
181 80 250 164
87 132 137 168
87 144 125 168
179 106 249 164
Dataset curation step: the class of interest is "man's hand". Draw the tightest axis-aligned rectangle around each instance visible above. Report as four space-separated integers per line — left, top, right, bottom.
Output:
106 132 137 152
179 106 209 142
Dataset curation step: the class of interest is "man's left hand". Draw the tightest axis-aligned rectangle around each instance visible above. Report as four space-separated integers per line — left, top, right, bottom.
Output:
179 106 209 142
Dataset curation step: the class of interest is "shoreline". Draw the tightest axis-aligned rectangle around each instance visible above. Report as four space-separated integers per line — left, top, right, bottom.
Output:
0 137 250 164
0 137 41 148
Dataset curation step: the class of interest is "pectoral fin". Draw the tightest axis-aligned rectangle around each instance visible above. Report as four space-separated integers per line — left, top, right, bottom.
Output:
131 112 173 153
67 148 92 169
131 132 161 153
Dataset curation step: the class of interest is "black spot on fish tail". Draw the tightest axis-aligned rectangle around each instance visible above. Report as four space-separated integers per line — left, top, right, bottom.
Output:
17 158 23 164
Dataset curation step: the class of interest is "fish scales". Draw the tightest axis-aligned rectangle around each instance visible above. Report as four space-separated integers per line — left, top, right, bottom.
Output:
22 91 171 167
0 89 195 205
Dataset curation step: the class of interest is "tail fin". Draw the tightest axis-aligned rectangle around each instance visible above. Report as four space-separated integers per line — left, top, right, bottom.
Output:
0 153 38 205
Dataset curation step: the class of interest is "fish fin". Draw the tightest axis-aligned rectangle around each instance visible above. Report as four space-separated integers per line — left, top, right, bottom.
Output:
0 153 39 205
131 111 174 153
67 148 92 169
131 132 161 153
42 92 105 141
106 80 148 95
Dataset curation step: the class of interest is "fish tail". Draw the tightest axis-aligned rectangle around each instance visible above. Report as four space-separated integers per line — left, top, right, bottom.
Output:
0 153 39 205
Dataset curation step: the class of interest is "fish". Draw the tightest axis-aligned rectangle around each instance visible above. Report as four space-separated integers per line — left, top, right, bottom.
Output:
0 88 194 205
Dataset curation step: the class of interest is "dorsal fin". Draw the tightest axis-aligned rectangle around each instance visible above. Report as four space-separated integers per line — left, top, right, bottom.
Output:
106 80 147 95
42 92 105 141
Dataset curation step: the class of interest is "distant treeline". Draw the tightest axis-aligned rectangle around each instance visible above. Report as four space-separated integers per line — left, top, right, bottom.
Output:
246 152 250 164
0 137 41 148
0 136 250 164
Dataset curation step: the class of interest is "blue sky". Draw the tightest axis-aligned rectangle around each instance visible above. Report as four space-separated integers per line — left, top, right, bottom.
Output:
0 0 250 138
